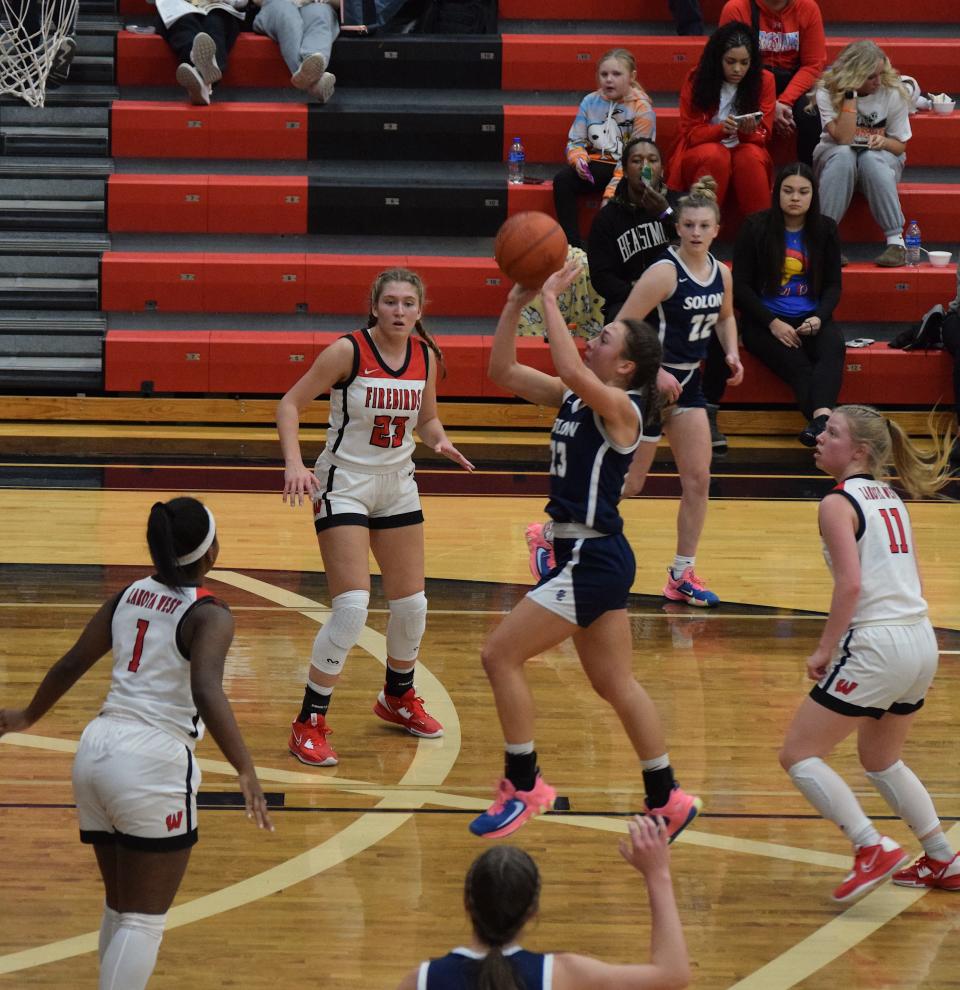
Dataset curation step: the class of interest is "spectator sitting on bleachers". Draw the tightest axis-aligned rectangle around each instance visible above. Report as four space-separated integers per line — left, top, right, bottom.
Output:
554 47 656 249
666 21 776 220
718 0 826 166
156 0 247 105
252 0 338 103
733 161 844 447
515 245 604 340
587 136 677 326
813 40 913 268
588 136 733 452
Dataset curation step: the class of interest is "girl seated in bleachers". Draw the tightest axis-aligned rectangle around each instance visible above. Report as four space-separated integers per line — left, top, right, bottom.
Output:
554 47 656 248
666 20 776 220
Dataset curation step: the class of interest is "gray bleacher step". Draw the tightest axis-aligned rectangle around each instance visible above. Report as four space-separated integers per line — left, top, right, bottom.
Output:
19 85 120 107
109 232 494 255
0 255 99 277
0 173 106 230
0 104 110 156
0 276 99 309
0 357 102 390
0 232 110 254
502 19 956 37
0 335 102 358
0 310 106 332
0 156 113 177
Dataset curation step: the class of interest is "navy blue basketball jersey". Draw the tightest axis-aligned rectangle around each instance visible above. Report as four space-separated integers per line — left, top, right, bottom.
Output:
418 947 553 989
544 388 644 535
651 246 725 368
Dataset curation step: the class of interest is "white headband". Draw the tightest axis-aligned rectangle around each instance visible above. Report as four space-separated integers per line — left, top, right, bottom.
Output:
176 507 216 566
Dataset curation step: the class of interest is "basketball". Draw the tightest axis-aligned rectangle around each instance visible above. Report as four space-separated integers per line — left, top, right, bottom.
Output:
494 211 569 290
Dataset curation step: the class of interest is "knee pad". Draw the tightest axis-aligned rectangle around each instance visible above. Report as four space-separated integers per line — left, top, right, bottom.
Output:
310 589 369 677
866 760 940 837
386 591 427 662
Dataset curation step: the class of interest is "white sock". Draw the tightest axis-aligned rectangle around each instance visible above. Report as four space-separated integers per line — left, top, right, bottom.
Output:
886 234 906 247
865 761 941 838
671 555 695 579
505 740 534 756
921 831 956 863
98 904 121 963
788 757 877 847
641 753 670 771
99 912 166 990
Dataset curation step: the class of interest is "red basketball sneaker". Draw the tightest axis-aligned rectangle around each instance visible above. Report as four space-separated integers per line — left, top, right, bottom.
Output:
644 786 702 844
289 713 338 766
373 689 444 738
832 837 909 903
892 852 960 891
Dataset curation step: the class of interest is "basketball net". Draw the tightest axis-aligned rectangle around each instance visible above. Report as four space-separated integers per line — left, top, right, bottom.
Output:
0 0 78 107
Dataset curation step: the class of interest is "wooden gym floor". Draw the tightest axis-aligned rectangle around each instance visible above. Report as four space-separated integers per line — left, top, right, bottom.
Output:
1 449 958 989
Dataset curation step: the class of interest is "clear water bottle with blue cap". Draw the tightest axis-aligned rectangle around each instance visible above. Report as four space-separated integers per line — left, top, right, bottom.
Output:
508 136 525 185
904 219 922 266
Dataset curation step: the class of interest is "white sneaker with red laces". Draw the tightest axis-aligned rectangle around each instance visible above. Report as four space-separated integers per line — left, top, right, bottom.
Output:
288 713 338 766
373 688 443 738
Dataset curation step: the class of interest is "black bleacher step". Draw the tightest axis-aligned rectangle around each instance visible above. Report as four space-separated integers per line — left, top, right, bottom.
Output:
308 102 501 161
333 35 500 89
307 174 506 236
0 232 110 254
0 358 102 391
66 55 116 87
0 276 99 310
0 335 102 358
23 85 120 108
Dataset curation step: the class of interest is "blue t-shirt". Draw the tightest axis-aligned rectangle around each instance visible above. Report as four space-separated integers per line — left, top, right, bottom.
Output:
764 229 817 318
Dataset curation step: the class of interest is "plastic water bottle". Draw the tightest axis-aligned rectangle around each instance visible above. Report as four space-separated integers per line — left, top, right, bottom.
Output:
508 136 525 185
905 219 922 266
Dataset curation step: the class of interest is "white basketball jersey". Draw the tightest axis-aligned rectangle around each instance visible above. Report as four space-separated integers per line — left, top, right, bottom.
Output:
321 329 429 474
101 576 219 748
823 475 927 626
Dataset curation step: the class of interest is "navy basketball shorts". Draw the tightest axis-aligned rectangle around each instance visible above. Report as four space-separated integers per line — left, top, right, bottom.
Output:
73 714 200 850
312 453 424 532
526 533 635 627
642 366 705 442
810 618 939 719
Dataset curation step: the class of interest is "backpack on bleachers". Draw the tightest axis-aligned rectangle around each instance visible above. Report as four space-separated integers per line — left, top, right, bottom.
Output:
416 0 496 33
888 304 945 350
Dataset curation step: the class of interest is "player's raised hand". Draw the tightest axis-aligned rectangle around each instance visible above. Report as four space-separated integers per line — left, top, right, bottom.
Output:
619 814 671 877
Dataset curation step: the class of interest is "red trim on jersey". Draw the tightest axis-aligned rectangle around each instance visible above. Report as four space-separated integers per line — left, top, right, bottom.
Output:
351 328 428 381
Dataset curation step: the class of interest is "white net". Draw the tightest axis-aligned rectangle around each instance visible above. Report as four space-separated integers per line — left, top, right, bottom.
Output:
0 0 78 107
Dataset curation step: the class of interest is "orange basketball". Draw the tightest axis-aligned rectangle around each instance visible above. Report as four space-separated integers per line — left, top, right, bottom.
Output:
494 211 569 290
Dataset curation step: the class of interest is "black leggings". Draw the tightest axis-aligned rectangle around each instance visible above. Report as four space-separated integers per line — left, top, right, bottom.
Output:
552 159 616 248
741 312 846 420
157 10 242 72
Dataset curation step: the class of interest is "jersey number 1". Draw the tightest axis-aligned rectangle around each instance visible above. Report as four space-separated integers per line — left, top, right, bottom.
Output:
128 618 149 672
370 415 408 449
878 507 909 554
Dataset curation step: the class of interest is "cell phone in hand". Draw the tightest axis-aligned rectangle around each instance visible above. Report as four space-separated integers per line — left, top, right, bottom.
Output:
731 111 763 122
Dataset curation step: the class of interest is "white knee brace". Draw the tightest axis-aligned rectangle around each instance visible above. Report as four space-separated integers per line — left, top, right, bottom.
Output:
386 591 427 662
310 589 369 677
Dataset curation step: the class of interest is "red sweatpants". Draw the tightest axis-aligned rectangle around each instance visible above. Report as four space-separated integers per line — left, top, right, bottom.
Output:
677 141 772 216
